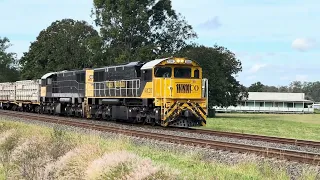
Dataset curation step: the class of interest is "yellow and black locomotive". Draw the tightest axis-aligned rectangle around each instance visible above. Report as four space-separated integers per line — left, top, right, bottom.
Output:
39 57 208 127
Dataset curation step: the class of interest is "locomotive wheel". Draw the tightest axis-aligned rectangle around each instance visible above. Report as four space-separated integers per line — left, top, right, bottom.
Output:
146 115 153 126
136 114 142 124
151 119 156 126
132 117 137 123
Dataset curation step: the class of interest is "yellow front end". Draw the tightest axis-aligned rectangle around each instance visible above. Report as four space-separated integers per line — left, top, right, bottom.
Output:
151 58 208 127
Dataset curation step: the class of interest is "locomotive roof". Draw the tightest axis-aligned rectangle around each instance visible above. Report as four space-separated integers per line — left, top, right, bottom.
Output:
94 61 142 71
41 61 143 79
41 72 56 79
140 57 170 70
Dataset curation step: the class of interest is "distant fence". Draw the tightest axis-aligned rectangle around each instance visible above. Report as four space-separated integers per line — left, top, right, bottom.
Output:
212 106 314 114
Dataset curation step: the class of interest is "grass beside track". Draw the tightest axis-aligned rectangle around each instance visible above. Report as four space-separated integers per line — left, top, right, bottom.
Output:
0 119 318 179
204 113 320 141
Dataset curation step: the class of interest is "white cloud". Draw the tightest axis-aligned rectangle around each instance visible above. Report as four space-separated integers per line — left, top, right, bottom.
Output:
295 75 308 81
292 38 316 51
198 16 222 30
249 63 267 73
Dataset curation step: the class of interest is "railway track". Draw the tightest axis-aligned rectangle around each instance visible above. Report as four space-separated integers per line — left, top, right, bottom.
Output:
0 110 320 166
180 128 320 149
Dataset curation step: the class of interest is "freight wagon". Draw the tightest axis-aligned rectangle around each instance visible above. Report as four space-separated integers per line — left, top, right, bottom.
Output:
0 80 41 111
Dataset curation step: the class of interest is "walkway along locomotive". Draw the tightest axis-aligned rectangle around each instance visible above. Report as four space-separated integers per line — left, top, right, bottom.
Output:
0 57 208 127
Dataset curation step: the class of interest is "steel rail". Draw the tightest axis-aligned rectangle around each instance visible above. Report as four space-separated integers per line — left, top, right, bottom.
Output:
175 128 320 149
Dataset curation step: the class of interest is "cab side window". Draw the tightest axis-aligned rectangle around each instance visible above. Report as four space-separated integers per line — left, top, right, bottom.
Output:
142 70 152 81
194 69 199 78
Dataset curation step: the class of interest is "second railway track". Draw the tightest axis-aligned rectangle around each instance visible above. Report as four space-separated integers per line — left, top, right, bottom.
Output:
178 128 320 149
0 110 320 166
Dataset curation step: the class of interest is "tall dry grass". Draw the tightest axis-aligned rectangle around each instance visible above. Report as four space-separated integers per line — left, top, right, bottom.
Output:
0 122 176 180
85 150 137 180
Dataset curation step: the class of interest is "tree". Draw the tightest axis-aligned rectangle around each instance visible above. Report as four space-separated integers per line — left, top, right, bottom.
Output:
176 45 248 107
289 81 303 93
262 85 278 92
0 37 20 82
278 86 289 92
301 81 320 102
19 19 103 79
248 82 265 92
92 0 197 63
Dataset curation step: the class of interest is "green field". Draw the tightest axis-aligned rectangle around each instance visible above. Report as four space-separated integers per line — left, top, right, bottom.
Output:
204 113 320 141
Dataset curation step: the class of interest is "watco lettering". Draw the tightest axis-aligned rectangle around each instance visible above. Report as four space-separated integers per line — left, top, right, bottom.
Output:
176 84 199 93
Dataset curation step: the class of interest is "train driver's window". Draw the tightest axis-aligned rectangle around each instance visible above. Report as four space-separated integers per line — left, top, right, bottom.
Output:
174 67 191 78
194 69 199 78
154 67 172 78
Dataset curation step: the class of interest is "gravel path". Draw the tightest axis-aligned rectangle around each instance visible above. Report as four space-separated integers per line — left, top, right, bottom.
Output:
1 115 320 179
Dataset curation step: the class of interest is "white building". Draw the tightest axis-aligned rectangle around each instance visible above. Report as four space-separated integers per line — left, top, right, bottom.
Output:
313 103 320 110
214 92 314 114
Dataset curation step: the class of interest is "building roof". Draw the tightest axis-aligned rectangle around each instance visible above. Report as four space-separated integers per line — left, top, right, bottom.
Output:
140 57 169 70
245 92 313 103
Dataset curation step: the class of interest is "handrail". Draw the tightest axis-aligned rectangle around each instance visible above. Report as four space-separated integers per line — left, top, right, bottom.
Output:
93 79 140 97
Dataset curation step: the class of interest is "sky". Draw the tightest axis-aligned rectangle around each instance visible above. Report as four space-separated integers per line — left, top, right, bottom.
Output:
1 0 319 87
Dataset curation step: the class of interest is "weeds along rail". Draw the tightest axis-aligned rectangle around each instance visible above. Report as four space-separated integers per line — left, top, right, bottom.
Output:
0 110 320 166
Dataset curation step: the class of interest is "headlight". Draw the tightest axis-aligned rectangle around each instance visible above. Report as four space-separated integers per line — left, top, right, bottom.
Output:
185 60 192 64
166 59 175 63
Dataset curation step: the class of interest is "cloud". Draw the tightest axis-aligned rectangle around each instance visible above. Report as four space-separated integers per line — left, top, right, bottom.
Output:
295 75 308 81
249 63 267 73
292 38 316 51
198 16 222 30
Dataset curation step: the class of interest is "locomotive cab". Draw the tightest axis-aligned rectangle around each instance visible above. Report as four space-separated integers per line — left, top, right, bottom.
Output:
140 57 208 127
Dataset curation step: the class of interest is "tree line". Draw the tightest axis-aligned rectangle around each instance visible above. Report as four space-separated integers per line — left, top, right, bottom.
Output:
5 0 316 109
248 81 320 102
